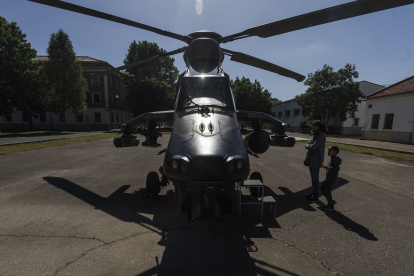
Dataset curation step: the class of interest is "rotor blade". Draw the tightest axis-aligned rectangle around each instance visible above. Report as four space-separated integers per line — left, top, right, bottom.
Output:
87 47 188 79
28 0 192 44
220 0 414 43
221 48 305 82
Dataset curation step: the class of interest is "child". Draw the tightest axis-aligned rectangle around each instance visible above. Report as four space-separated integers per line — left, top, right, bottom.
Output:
320 146 342 210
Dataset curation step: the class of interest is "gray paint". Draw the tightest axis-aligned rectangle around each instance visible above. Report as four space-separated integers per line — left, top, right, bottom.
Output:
362 130 412 144
342 126 363 135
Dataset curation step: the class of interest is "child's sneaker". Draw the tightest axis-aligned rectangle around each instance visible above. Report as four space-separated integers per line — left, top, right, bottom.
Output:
322 204 335 210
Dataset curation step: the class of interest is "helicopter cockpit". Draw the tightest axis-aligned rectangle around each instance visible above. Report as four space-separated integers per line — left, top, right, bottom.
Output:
178 77 235 110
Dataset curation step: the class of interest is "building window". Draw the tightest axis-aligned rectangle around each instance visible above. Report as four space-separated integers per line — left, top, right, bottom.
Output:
371 114 380 129
293 108 300 116
108 75 112 86
95 113 101 123
5 112 12 121
383 113 394 130
93 93 101 104
353 118 359 126
277 111 282 118
91 74 99 85
111 113 114 123
110 95 113 105
59 113 64 122
77 114 84 122
40 112 46 122
116 114 119 123
115 79 118 89
368 104 372 109
285 110 291 117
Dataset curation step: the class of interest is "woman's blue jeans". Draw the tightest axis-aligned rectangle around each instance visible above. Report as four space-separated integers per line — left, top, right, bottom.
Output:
309 167 320 198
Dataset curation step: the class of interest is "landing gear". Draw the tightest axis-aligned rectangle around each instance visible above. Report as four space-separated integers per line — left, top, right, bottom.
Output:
146 171 161 196
249 171 263 197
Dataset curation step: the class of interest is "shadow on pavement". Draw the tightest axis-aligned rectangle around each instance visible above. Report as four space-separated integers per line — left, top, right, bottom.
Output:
321 209 378 241
277 177 377 241
43 177 301 276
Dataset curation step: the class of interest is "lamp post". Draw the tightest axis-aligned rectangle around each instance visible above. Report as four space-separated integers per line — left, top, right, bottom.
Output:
115 95 119 128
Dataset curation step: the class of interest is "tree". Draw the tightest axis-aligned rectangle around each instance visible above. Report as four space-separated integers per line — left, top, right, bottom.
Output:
43 29 88 131
121 40 179 116
0 16 42 119
295 64 362 126
127 77 173 116
230 77 273 115
16 65 51 130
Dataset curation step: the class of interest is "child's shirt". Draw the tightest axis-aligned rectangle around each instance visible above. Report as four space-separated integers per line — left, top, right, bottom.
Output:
326 156 342 182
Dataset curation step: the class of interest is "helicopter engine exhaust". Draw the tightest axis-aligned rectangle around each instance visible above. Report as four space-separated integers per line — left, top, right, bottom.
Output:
243 130 270 154
113 136 140 148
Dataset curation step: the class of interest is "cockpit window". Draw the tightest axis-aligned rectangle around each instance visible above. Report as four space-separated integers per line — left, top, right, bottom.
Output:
180 77 233 108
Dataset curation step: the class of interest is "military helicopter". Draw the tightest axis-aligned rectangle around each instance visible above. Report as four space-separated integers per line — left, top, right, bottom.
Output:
29 0 414 221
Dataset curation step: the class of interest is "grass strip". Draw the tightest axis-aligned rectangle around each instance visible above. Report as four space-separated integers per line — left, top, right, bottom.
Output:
0 130 80 138
0 133 120 156
297 140 414 164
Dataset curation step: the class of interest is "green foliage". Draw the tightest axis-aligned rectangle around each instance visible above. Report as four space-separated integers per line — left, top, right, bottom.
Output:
121 40 179 116
295 64 362 126
299 121 310 134
230 77 273 115
43 29 88 130
127 78 174 116
0 16 40 116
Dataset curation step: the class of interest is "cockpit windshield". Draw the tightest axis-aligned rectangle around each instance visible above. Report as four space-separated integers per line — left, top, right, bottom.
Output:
180 77 233 108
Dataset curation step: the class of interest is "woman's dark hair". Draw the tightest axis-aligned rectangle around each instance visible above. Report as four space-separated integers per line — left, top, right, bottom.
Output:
312 120 327 133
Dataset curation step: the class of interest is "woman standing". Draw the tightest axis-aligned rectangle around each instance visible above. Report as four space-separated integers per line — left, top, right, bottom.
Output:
305 120 327 202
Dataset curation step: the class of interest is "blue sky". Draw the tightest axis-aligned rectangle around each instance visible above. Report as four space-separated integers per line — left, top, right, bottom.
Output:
2 0 414 101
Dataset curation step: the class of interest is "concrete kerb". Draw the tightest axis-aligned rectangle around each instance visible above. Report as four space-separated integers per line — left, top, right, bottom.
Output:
288 132 414 155
0 131 119 147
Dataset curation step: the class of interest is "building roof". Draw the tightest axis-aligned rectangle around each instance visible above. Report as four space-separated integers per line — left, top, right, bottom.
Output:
358 80 385 88
367 75 414 99
34 56 105 62
271 98 282 105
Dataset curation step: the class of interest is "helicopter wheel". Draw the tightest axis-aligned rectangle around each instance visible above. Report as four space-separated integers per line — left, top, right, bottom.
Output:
146 171 161 196
249 172 263 197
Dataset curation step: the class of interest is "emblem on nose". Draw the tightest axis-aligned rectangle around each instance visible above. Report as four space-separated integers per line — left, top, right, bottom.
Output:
199 122 205 132
208 121 214 133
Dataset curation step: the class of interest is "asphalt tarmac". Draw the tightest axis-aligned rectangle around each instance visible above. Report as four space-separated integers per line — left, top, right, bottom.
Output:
1 135 413 276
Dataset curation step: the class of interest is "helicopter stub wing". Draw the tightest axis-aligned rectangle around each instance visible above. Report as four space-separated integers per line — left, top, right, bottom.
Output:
114 111 174 148
236 111 287 134
121 110 174 134
237 111 296 148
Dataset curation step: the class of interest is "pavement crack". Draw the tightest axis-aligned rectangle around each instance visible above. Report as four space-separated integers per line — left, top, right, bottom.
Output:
53 231 154 275
0 234 107 244
266 237 341 275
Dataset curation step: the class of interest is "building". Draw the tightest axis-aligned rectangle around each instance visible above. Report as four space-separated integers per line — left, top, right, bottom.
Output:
0 56 133 131
272 81 384 134
362 76 414 144
272 100 305 132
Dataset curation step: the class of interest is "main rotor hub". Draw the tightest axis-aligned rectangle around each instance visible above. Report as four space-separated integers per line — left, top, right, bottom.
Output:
188 31 222 43
186 38 221 73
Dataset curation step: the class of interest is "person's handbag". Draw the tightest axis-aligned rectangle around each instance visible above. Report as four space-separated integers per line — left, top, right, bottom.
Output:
303 156 310 166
